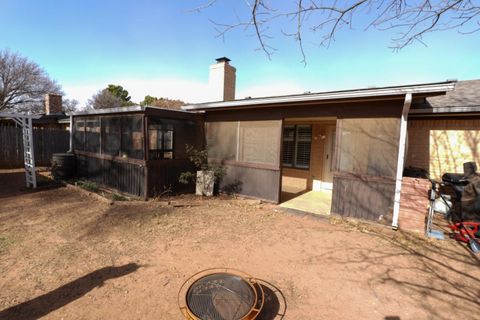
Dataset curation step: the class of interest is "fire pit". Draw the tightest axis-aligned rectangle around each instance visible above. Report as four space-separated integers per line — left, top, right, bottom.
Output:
178 269 264 320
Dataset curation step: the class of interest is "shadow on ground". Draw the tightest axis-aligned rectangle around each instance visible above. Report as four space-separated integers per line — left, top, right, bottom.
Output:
257 280 287 320
0 170 64 199
0 263 140 320
307 224 480 320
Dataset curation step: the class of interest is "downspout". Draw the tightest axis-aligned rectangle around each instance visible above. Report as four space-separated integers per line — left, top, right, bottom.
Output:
392 93 412 230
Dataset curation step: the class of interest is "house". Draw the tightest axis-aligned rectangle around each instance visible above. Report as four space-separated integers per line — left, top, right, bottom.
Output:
0 94 70 169
0 94 69 130
406 79 480 179
182 58 479 230
71 106 204 198
70 57 479 231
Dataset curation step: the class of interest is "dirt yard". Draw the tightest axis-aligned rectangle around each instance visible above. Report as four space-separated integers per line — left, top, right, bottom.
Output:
0 169 479 320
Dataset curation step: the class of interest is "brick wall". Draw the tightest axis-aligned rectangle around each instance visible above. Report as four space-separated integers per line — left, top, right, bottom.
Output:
399 177 430 232
406 119 480 179
45 94 63 115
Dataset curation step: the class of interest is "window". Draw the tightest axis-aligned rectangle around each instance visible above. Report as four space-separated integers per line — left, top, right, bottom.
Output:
338 118 399 177
282 125 312 169
148 120 174 160
206 120 282 166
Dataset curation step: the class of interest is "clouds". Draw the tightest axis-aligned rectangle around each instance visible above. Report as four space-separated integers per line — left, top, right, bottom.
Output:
63 76 306 109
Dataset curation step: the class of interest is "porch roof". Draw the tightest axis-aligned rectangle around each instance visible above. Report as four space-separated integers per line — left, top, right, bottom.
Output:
71 105 194 117
182 81 456 112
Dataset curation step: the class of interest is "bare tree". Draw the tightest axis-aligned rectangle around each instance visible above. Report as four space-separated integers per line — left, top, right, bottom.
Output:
0 49 62 112
62 98 79 113
87 89 124 109
194 1 480 63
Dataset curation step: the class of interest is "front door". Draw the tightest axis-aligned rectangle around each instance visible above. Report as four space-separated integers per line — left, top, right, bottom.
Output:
321 125 336 190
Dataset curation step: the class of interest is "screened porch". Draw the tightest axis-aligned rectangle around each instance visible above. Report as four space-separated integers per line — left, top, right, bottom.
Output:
71 107 204 198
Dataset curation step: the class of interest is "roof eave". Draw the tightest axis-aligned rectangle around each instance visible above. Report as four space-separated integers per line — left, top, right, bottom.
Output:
182 81 456 111
71 105 145 116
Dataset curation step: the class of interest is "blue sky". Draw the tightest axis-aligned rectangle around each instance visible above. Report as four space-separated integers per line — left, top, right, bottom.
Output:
1 0 479 107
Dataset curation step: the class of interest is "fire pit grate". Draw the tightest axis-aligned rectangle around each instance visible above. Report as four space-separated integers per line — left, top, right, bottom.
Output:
179 269 264 320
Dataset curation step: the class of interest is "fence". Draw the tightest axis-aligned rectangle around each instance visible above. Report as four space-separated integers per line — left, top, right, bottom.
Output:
0 126 70 168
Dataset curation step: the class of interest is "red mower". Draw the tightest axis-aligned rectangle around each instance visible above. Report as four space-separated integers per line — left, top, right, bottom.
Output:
427 162 480 253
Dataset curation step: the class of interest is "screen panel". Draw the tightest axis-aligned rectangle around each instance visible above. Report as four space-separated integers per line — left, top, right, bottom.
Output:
73 117 85 151
338 118 400 177
238 120 281 166
206 121 238 161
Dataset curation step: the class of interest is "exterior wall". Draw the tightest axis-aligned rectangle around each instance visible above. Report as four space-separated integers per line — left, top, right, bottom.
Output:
398 177 430 232
282 167 310 191
220 164 281 202
331 173 396 223
205 99 404 122
205 99 404 213
76 154 146 197
406 118 480 178
205 119 282 203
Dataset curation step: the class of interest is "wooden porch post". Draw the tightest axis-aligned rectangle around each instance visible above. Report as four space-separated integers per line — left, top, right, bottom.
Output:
392 93 412 230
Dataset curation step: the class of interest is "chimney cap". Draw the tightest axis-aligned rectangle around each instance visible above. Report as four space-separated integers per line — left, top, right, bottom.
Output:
215 57 231 63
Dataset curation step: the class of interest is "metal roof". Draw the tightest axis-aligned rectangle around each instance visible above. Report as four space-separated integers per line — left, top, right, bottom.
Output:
71 105 195 116
71 105 145 116
182 80 457 111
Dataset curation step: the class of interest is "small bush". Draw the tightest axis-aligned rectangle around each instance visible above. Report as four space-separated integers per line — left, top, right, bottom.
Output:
112 193 128 201
76 180 100 193
179 145 226 185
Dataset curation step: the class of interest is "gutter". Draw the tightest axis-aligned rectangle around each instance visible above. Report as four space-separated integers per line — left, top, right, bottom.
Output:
183 81 456 111
409 105 480 114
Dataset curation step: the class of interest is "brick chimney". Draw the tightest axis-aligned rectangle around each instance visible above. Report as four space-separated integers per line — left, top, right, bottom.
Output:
209 57 236 101
44 94 63 115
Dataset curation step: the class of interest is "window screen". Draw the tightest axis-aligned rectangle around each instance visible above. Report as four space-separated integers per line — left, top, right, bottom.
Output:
73 118 85 151
206 120 281 166
238 121 281 165
206 121 238 161
338 118 399 177
101 116 120 156
148 120 174 160
121 115 144 159
85 117 100 153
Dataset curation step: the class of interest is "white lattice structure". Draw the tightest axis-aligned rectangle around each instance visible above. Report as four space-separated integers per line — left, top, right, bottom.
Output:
0 112 41 188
